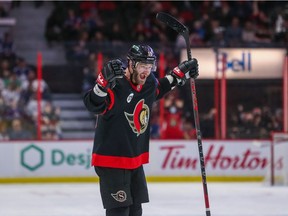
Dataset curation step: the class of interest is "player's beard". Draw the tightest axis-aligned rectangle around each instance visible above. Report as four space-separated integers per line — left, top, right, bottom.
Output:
131 68 147 85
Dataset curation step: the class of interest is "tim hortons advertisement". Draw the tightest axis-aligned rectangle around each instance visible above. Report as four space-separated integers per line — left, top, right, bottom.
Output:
146 140 272 177
0 140 279 179
180 48 286 79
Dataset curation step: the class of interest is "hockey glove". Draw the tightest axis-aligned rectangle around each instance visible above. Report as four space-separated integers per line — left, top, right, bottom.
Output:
170 58 199 86
96 59 124 91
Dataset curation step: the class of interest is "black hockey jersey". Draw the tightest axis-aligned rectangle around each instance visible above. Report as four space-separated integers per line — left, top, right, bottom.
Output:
83 73 172 169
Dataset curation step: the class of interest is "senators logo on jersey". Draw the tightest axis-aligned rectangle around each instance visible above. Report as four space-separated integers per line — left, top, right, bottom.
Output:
124 99 149 136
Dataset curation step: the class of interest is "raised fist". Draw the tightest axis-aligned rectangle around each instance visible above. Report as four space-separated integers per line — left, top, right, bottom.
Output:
96 59 124 91
170 58 199 86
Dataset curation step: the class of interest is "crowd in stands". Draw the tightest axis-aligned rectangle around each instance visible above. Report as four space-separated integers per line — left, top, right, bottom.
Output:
44 1 288 48
0 1 61 141
0 1 287 140
42 1 287 72
0 56 62 140
44 0 287 140
227 104 283 139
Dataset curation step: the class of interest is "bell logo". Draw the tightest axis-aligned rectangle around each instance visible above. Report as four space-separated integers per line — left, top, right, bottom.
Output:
21 145 44 171
216 51 252 73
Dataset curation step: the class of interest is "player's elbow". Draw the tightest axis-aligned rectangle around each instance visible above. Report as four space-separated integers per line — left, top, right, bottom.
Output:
83 92 107 114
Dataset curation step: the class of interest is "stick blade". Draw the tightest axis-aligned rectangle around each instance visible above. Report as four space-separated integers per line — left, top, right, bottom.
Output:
156 12 188 34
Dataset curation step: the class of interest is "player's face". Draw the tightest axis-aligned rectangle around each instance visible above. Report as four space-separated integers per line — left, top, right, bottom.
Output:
132 62 153 85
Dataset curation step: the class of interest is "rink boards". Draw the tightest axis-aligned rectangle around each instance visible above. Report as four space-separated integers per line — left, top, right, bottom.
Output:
0 140 278 183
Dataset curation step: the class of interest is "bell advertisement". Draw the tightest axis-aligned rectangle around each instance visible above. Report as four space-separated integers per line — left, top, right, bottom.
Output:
181 48 286 79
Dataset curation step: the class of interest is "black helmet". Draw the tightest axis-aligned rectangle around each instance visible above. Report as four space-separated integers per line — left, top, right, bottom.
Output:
127 44 157 70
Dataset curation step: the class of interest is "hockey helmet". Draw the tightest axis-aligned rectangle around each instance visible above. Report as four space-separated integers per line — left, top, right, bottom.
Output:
127 45 157 71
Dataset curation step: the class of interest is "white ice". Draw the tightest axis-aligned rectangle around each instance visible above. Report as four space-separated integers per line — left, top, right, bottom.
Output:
0 182 287 216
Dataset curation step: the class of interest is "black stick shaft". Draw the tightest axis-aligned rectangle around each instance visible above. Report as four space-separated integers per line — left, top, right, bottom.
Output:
156 12 211 216
183 22 211 216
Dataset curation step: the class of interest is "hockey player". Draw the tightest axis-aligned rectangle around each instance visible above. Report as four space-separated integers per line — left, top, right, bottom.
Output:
83 44 199 216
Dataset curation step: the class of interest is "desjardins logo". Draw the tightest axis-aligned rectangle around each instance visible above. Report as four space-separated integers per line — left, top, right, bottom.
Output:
21 144 44 171
20 144 91 171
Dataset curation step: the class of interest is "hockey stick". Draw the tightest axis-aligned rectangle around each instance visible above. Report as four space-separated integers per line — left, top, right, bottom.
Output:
156 12 211 216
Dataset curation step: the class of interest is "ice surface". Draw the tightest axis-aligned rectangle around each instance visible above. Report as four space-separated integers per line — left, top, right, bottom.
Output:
0 182 287 216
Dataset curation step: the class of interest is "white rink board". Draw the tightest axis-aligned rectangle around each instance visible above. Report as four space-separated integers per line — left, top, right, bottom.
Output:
0 141 94 177
0 140 276 178
146 140 271 176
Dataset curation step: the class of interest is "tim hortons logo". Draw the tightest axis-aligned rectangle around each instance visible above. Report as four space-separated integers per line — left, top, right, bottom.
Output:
160 145 283 170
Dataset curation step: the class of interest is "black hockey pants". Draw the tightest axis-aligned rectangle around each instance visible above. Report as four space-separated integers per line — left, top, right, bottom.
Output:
106 204 142 216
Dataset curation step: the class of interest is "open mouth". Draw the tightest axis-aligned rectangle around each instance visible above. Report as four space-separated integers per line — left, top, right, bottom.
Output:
140 74 146 80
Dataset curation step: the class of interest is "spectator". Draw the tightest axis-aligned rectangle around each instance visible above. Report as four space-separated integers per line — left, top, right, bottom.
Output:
182 118 196 139
109 22 126 44
0 32 15 56
7 118 33 140
20 69 37 105
13 57 30 82
0 32 16 63
89 30 110 56
133 21 152 42
0 60 12 87
0 77 3 91
31 73 52 101
190 20 206 46
200 108 216 138
242 21 257 45
44 2 66 45
62 8 82 41
4 98 23 121
82 7 104 37
161 89 185 139
41 101 61 140
225 17 243 47
218 1 234 27
20 68 52 105
25 92 47 123
0 94 8 140
150 113 160 139
251 2 272 44
207 19 226 47
67 31 90 64
1 73 21 106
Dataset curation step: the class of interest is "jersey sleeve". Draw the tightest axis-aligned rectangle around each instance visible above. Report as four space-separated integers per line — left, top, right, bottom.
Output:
83 88 114 115
155 77 173 100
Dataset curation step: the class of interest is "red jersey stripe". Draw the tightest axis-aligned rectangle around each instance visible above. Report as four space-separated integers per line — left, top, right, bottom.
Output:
91 152 149 169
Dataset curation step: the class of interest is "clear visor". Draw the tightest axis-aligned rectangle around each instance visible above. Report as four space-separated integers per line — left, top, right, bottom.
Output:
135 61 157 72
